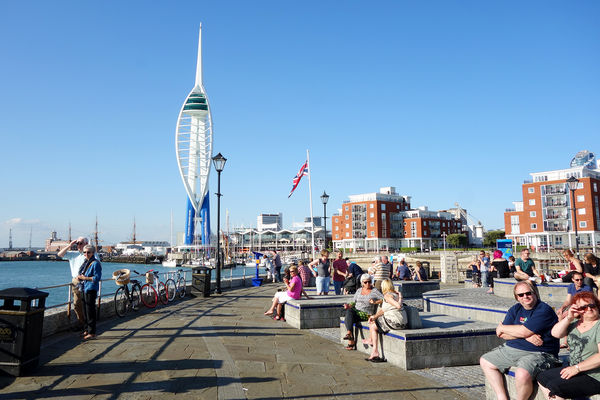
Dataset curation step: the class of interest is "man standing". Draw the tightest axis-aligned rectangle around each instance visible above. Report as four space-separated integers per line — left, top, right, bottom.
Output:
332 250 348 295
272 250 282 283
480 281 559 400
479 251 491 288
514 249 541 281
57 237 89 331
373 255 392 291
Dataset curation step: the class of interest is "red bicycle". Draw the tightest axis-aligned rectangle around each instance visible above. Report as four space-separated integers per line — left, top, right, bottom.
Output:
140 270 168 308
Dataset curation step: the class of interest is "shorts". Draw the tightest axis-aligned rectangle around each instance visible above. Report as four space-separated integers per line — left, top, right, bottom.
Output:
481 343 558 378
275 291 292 303
316 276 330 293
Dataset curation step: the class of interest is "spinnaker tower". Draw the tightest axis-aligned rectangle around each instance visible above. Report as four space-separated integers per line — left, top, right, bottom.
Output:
175 24 213 249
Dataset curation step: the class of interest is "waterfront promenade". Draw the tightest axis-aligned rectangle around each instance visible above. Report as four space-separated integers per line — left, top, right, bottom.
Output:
0 284 474 400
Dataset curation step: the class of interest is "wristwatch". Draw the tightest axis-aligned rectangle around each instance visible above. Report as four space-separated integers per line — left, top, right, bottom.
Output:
575 364 581 372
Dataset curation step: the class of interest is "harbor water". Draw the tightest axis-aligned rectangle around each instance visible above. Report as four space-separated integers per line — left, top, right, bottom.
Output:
0 261 265 308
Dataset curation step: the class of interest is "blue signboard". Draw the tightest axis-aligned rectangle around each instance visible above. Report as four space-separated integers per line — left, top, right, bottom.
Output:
497 239 513 260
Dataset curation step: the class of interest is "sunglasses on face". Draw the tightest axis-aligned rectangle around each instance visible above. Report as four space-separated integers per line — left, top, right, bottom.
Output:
573 279 583 282
84 251 93 254
578 303 597 311
516 291 533 298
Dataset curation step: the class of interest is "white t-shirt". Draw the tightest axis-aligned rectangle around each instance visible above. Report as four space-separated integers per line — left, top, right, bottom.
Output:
63 251 87 278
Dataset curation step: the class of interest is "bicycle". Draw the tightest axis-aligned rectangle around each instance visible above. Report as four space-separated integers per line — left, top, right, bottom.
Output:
140 270 168 308
113 269 142 317
164 269 187 302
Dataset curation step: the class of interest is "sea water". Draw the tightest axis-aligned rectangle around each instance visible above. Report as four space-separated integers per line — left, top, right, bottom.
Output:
0 261 264 308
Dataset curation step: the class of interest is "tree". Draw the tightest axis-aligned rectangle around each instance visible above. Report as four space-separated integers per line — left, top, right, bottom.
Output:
483 230 505 247
447 233 468 248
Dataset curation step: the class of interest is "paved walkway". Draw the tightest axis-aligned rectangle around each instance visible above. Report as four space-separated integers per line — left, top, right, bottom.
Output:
0 284 472 400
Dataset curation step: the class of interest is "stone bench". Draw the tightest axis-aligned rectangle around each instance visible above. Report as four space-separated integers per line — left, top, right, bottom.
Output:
393 280 440 298
485 364 600 400
423 288 562 325
284 295 353 329
493 278 571 304
340 312 503 370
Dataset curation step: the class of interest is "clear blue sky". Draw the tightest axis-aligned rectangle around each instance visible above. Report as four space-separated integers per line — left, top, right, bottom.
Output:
1 1 599 247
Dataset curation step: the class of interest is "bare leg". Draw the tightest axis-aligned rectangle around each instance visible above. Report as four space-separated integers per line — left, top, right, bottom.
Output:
514 368 534 400
369 323 380 359
276 303 283 317
264 296 278 315
480 357 509 400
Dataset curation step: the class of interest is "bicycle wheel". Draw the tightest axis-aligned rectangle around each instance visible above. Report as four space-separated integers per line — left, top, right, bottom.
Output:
177 277 186 298
131 283 142 311
165 279 177 302
114 286 129 317
140 284 158 308
158 282 169 305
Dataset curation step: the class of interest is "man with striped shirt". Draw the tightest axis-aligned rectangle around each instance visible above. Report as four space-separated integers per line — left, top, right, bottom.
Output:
373 255 393 291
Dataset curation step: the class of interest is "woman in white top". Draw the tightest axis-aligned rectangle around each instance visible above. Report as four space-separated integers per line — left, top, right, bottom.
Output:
362 278 407 362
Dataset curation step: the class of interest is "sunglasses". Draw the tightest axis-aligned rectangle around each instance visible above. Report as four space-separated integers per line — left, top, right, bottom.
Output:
516 291 534 298
573 279 583 282
84 251 93 254
578 303 597 311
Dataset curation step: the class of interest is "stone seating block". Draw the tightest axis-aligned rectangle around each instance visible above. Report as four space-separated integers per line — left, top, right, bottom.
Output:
493 278 570 304
340 312 503 370
285 295 353 329
485 365 600 400
393 280 440 298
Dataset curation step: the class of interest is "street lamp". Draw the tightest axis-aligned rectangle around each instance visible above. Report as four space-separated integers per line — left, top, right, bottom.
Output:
212 152 227 294
566 176 580 257
320 191 329 250
441 232 447 252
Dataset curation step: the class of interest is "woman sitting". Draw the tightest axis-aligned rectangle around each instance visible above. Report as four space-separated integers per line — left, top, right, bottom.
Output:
583 252 600 290
362 279 406 362
413 261 428 281
341 274 383 350
537 291 600 399
561 249 583 283
264 266 309 320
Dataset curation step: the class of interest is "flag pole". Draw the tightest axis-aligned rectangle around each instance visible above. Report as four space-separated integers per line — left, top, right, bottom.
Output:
306 149 316 260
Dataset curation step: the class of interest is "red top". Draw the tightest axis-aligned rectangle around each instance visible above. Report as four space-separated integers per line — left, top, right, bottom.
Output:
332 259 348 282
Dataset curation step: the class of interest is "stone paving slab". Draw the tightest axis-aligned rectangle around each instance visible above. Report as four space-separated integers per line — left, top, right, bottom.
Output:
0 284 471 400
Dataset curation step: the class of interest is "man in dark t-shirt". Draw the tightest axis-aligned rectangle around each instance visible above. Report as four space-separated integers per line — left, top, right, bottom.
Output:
480 281 559 400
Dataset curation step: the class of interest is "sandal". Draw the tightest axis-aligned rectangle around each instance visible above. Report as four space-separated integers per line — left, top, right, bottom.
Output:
362 339 373 346
367 356 386 363
83 334 96 341
345 342 356 351
343 334 353 341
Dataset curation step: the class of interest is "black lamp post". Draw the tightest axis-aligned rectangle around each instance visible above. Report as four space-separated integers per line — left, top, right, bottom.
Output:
566 176 580 257
320 191 329 250
212 152 227 294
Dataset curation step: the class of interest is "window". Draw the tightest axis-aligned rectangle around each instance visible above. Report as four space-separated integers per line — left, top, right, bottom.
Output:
594 183 598 192
511 215 519 224
370 212 374 218
404 231 407 236
403 222 407 226
370 231 375 237
528 187 534 193
580 221 587 228
345 215 349 220
335 234 339 239
345 224 349 229
531 223 537 230
334 218 338 223
577 182 584 189
530 211 536 217
424 221 428 226
442 222 445 227
345 233 349 238
335 226 339 231
345 206 349 211
370 204 374 209
396 205 400 210
370 222 374 227
577 195 585 202
529 199 536 206
578 208 586 215
381 204 386 211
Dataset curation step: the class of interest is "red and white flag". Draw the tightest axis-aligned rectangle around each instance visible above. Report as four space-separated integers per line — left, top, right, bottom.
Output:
288 160 309 198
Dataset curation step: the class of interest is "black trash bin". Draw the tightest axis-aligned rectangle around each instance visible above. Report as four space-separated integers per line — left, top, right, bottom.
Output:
0 287 49 376
191 267 212 297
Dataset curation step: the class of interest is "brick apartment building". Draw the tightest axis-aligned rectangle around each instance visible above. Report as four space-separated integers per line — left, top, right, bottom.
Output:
331 187 462 251
504 150 600 250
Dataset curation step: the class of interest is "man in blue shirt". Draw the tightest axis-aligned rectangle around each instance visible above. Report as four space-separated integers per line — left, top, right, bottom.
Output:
394 258 411 280
556 271 592 318
480 281 559 400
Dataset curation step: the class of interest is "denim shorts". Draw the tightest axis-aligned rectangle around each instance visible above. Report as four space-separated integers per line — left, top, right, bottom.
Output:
316 276 330 294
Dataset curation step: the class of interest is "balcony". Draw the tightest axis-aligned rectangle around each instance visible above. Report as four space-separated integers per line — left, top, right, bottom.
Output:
505 208 516 212
544 202 568 208
545 214 568 220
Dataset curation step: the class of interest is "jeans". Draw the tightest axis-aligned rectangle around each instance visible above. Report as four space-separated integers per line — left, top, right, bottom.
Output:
83 290 98 335
274 267 282 282
333 280 343 295
481 271 489 288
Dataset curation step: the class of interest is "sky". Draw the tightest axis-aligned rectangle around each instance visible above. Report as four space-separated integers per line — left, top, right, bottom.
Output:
1 1 599 248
